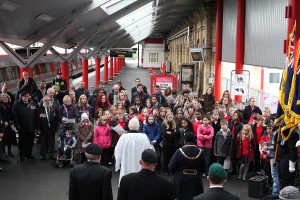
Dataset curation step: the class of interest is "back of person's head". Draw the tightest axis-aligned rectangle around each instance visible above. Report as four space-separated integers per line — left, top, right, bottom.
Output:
208 163 227 184
184 132 196 145
128 117 140 131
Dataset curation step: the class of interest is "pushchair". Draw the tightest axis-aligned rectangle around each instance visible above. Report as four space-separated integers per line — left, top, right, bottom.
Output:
55 124 77 168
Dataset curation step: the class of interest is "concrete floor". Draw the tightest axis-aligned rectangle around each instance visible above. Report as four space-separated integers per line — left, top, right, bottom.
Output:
0 59 258 200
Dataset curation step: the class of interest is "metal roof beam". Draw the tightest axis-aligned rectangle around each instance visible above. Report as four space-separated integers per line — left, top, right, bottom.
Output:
65 31 99 62
49 47 65 62
25 22 75 68
0 41 26 67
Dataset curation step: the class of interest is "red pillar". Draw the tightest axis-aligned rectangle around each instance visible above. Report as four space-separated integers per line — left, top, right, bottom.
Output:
117 58 120 74
19 68 30 80
109 57 114 81
95 57 101 87
113 57 117 77
82 59 88 89
214 0 223 102
235 0 245 102
61 62 69 89
104 56 108 84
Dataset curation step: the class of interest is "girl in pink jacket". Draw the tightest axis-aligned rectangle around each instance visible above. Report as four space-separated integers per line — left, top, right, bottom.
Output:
197 115 214 177
94 115 112 166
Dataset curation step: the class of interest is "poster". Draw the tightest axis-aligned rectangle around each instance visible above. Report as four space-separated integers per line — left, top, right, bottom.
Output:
155 76 174 93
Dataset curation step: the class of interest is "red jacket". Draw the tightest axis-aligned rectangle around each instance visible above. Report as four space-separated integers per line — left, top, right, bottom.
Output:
235 134 256 161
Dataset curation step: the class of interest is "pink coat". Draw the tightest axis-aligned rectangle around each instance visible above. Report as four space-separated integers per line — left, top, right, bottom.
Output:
197 124 214 148
94 125 112 149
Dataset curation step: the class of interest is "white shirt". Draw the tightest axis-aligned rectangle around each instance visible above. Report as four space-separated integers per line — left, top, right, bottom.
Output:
114 132 154 185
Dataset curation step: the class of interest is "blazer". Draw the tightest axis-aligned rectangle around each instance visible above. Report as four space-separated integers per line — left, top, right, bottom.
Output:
69 162 113 200
193 187 240 200
117 169 173 200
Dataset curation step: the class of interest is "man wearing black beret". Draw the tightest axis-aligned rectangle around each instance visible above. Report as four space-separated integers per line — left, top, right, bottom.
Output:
69 144 113 200
117 149 173 200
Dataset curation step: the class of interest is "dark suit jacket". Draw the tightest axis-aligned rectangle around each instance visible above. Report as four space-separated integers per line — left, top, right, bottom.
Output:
117 169 173 200
131 86 148 95
36 105 59 135
193 187 240 200
69 162 113 200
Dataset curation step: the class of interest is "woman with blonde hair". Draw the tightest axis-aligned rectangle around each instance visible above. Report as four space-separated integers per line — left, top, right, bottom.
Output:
77 94 93 120
235 124 256 182
161 112 178 175
117 90 130 112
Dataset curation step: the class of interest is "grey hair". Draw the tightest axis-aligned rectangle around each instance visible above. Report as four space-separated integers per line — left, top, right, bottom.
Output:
128 117 140 131
85 152 100 161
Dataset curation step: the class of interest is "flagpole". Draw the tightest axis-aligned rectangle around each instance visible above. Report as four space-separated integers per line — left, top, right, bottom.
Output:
273 125 281 167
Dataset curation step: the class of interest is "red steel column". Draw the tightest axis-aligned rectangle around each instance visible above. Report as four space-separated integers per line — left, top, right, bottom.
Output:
117 58 120 74
82 59 88 89
214 0 223 102
19 68 29 80
104 56 108 84
61 62 69 89
109 57 114 81
95 57 101 86
113 57 117 77
235 0 245 102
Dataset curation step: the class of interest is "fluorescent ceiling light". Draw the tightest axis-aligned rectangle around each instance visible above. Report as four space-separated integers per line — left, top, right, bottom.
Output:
76 27 86 32
0 0 21 12
36 14 56 23
101 0 137 15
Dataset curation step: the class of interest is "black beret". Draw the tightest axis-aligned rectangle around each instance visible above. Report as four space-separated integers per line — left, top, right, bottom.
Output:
20 91 29 96
85 144 103 155
141 149 157 163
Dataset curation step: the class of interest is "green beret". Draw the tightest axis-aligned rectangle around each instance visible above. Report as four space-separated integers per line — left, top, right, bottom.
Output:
208 163 227 179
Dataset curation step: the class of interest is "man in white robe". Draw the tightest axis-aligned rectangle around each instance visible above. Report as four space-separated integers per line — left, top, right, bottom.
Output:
114 117 154 185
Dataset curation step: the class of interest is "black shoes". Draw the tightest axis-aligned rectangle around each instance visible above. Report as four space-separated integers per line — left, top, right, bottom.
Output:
20 156 26 161
8 152 15 158
25 155 36 159
40 155 47 160
264 194 279 199
0 167 5 172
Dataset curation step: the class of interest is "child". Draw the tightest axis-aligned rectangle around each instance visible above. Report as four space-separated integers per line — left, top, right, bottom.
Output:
193 109 203 136
94 115 112 166
76 113 94 164
161 113 177 176
252 114 266 173
236 124 256 182
197 115 214 177
58 129 77 160
214 120 232 166
142 114 162 171
185 105 195 121
178 118 194 147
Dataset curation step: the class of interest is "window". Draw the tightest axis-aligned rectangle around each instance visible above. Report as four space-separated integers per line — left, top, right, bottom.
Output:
149 53 159 63
269 73 280 83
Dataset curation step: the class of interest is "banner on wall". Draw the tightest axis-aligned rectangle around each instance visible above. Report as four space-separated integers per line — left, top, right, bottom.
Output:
154 75 175 93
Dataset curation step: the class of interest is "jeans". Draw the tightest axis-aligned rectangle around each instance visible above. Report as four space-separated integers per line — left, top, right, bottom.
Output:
270 158 280 196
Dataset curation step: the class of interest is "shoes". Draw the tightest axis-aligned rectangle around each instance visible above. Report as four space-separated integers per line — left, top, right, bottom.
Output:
40 155 47 160
238 176 242 181
62 155 67 160
3 154 8 159
58 156 64 160
265 194 279 199
8 152 15 158
26 155 36 159
0 168 5 172
49 155 56 160
242 177 247 182
20 156 26 161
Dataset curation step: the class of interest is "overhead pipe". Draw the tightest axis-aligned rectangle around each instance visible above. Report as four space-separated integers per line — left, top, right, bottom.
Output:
167 27 190 42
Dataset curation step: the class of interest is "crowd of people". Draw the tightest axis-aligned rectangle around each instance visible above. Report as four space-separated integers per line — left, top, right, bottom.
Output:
0 69 300 200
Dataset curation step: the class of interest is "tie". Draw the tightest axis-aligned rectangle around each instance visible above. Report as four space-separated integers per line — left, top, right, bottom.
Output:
46 107 50 127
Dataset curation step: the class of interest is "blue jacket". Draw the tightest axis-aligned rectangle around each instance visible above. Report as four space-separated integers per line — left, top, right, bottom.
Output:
142 123 161 142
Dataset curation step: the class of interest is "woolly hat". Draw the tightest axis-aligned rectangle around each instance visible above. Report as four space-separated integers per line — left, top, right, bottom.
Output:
85 144 102 155
208 163 227 179
141 149 157 164
81 113 89 122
